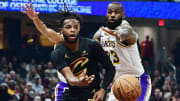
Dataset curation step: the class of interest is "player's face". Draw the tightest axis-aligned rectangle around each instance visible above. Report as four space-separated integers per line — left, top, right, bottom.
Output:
106 4 125 29
62 19 80 44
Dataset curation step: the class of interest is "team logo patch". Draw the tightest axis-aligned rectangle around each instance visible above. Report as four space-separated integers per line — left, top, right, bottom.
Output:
64 53 70 59
81 50 88 56
70 57 88 77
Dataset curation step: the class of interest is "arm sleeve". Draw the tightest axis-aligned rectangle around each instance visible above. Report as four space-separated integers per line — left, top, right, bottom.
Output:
91 41 115 90
51 50 68 71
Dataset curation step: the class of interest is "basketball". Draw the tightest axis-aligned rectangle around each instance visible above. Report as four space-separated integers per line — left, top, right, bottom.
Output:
112 75 142 101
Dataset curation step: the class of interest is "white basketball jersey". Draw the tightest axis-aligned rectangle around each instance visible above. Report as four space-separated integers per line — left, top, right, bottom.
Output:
95 21 144 79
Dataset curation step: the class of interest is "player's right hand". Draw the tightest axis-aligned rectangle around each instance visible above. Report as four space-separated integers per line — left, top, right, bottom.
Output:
77 69 95 86
21 3 39 20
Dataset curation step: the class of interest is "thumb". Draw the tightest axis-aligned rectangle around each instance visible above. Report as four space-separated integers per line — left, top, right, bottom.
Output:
93 92 97 100
79 68 87 77
35 12 40 16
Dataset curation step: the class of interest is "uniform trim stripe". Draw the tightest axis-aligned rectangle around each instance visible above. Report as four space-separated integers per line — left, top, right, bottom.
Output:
143 77 152 101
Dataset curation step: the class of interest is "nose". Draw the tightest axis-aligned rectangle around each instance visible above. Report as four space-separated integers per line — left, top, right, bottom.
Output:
70 27 76 33
110 12 116 18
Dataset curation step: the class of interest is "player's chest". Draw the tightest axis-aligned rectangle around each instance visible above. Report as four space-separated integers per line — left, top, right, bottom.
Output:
100 33 117 49
64 49 90 75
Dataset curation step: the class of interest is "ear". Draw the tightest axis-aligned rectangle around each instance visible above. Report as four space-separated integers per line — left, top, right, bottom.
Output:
122 12 125 19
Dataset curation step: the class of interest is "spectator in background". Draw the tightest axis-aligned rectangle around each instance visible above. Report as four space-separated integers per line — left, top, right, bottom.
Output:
36 64 45 79
7 80 18 100
32 76 44 95
26 65 40 83
171 90 180 101
19 87 33 101
165 70 176 83
0 56 7 67
162 79 172 101
0 64 10 78
9 70 17 82
11 56 20 72
140 35 154 72
150 88 164 101
0 83 14 101
26 82 35 98
26 58 37 71
44 61 56 81
34 96 41 101
152 69 164 90
18 62 28 79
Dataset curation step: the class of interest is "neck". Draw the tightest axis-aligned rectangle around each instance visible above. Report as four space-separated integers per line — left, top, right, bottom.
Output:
64 39 79 52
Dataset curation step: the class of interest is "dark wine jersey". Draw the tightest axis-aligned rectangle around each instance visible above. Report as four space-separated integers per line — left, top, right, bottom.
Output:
51 37 115 93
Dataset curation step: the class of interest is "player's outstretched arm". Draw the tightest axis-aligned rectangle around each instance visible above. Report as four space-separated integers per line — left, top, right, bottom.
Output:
21 3 63 45
60 67 95 87
101 25 136 46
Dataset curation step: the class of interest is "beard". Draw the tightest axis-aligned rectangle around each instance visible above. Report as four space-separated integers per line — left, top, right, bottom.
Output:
63 34 79 44
106 17 123 30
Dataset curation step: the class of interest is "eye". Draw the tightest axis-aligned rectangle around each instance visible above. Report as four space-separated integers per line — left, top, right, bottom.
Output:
108 10 112 14
65 25 71 29
74 25 79 29
115 10 121 14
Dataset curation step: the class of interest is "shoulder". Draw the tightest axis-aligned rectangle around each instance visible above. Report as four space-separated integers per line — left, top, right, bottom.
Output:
81 37 96 44
80 37 99 47
51 44 66 58
117 20 132 29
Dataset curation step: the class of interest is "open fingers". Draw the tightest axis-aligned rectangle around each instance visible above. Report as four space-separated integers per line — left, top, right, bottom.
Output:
25 3 30 9
30 2 34 10
86 75 95 83
79 69 86 77
22 5 28 11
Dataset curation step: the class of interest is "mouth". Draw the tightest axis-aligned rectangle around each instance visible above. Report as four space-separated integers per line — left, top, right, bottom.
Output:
69 36 76 40
109 19 116 23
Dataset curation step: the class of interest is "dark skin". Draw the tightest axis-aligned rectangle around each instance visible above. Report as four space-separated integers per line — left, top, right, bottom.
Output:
60 19 95 87
103 3 136 45
61 19 106 101
107 3 125 24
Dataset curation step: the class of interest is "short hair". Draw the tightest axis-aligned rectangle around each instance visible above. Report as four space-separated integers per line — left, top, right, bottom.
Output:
57 3 82 28
109 2 124 11
58 11 82 27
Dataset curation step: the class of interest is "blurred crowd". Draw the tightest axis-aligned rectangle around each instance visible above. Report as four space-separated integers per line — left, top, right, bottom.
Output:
0 56 58 101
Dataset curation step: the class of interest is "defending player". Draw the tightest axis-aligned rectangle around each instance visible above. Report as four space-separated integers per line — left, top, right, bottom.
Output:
93 2 152 101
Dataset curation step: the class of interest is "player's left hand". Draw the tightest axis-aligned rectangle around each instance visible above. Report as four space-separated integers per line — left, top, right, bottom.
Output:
92 88 106 101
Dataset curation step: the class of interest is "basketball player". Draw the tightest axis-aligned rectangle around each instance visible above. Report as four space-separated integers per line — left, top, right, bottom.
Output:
50 9 116 101
21 3 67 101
93 2 152 101
22 3 115 101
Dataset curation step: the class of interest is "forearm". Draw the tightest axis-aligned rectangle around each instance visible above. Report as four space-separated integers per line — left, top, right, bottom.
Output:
115 27 134 41
60 67 79 86
32 17 62 44
33 17 49 35
101 65 115 90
